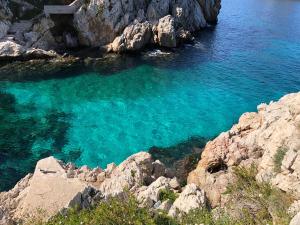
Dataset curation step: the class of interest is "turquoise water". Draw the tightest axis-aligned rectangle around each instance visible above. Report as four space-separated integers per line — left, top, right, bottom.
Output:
1 0 300 190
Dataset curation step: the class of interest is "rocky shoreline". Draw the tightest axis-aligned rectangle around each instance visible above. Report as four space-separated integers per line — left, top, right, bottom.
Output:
0 0 221 66
0 92 299 224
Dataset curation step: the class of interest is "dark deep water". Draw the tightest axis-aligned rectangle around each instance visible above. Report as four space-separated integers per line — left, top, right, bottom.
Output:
0 0 300 191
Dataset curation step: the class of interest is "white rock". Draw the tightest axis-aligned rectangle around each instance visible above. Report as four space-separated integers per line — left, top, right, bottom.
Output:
136 176 172 207
168 184 206 217
290 212 300 225
109 21 152 52
157 15 177 48
99 152 154 197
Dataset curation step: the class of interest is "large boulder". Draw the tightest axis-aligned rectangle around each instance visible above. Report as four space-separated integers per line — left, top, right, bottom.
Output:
0 41 26 58
188 92 300 207
156 15 177 48
99 152 155 197
168 184 206 217
109 21 152 52
0 40 58 60
136 176 173 207
0 157 98 222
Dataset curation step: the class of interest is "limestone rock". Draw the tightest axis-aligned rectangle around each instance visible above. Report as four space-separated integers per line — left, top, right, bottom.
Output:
290 212 300 225
0 157 98 222
109 21 152 52
188 92 300 207
156 15 176 48
198 0 222 24
74 0 147 47
0 40 58 60
99 152 154 197
0 41 26 58
30 18 57 50
0 0 13 21
0 21 10 39
171 0 207 32
152 160 167 179
168 184 206 217
147 0 171 22
136 176 172 207
157 199 173 212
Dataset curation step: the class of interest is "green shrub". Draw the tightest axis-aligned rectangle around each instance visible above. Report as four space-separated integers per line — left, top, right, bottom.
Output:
44 195 156 225
274 147 288 173
225 165 293 225
181 208 235 225
159 189 178 203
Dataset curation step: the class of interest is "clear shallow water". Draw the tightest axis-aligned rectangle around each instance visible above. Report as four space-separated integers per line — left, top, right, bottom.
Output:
1 0 300 190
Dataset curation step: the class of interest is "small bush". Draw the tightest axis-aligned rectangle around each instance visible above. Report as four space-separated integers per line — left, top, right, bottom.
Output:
181 208 235 225
225 165 293 225
44 195 156 225
159 189 178 203
274 147 288 173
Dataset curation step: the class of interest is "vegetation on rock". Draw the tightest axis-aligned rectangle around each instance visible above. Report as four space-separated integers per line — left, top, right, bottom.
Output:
31 165 293 225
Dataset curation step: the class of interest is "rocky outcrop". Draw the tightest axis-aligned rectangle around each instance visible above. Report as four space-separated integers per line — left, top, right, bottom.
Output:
0 0 12 39
0 40 58 60
108 21 152 52
188 92 300 208
155 15 177 48
0 0 220 57
198 0 221 24
168 184 206 217
73 0 220 52
0 151 207 223
0 157 100 223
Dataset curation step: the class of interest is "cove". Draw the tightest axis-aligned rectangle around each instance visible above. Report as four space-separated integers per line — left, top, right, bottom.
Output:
1 0 300 191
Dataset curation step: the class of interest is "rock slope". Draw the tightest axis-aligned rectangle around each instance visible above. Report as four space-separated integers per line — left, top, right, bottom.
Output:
0 153 206 224
188 92 300 211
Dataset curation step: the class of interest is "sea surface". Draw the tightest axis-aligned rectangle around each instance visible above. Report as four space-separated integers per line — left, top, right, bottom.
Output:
1 0 300 191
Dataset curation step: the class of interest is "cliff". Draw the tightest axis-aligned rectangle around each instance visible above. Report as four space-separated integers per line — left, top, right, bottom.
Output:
1 92 300 224
0 0 221 61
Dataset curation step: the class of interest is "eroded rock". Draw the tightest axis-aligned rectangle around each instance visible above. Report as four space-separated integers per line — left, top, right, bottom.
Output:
168 183 206 217
188 92 300 207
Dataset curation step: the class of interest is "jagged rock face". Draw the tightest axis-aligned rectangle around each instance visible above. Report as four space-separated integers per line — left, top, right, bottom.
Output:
73 0 148 47
0 21 10 39
74 0 219 51
146 0 171 22
156 15 177 48
109 21 152 52
0 0 12 39
168 184 206 217
0 0 12 21
188 92 300 208
171 0 206 32
99 152 156 197
198 0 221 24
